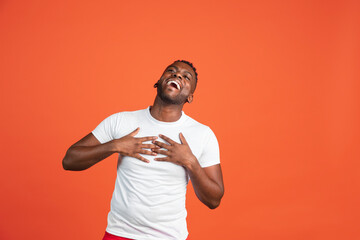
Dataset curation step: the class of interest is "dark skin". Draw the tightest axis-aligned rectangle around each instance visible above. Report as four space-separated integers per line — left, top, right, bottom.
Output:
62 61 224 209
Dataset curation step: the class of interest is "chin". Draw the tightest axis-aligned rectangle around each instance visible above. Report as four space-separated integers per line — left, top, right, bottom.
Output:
158 93 185 105
157 85 187 105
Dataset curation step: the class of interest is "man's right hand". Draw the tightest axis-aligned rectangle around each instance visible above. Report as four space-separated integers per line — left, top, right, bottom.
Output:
63 127 158 171
111 127 158 163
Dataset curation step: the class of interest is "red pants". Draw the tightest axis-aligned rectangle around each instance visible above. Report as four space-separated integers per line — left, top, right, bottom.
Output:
103 232 131 240
102 231 189 240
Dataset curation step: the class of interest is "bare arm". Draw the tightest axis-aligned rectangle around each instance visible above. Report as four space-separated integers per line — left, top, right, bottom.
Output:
153 133 224 209
62 133 115 171
187 163 224 209
62 128 158 171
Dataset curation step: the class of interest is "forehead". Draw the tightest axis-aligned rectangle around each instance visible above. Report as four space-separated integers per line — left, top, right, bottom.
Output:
166 62 195 76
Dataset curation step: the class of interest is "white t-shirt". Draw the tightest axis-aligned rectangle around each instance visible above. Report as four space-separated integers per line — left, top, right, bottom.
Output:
92 107 220 240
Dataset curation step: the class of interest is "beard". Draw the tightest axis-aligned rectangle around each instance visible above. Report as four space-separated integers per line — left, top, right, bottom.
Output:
156 82 187 105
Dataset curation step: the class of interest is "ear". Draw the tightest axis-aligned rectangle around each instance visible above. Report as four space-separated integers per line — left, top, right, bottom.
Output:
154 80 161 88
186 94 194 104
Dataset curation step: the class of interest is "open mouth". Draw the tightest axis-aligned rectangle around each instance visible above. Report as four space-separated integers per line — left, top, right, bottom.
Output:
166 80 180 90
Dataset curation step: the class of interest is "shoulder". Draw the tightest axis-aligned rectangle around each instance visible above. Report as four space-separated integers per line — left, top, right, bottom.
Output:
106 108 147 120
184 114 212 130
183 114 217 138
96 108 146 130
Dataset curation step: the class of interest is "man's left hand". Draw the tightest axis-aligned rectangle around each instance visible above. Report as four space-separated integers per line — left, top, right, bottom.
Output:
153 133 196 168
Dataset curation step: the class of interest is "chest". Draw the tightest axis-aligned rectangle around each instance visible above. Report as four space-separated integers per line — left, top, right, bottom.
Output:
113 121 205 160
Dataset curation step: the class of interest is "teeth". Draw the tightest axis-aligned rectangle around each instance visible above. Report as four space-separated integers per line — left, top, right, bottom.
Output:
167 80 180 90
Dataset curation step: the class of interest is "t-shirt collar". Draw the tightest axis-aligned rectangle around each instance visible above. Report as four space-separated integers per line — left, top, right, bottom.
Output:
145 106 187 125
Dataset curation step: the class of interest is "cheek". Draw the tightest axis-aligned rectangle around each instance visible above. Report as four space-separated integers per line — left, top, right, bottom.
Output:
163 72 172 78
185 82 193 91
159 73 170 82
181 86 192 96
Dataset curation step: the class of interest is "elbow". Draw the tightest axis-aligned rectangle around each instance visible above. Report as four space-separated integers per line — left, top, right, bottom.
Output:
62 148 72 170
62 155 89 171
62 148 79 171
62 150 76 171
207 189 224 209
62 157 71 170
205 193 224 210
207 201 220 209
62 157 82 171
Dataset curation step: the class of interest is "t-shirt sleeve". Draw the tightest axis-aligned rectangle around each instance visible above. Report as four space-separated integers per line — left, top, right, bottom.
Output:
198 127 221 168
92 113 121 144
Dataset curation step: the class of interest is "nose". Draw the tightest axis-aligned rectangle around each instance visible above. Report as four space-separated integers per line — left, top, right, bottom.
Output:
173 72 182 80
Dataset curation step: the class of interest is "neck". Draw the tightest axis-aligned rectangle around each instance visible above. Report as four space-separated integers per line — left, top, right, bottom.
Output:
150 96 184 122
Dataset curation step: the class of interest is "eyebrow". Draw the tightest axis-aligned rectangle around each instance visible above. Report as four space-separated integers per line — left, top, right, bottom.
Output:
168 65 193 78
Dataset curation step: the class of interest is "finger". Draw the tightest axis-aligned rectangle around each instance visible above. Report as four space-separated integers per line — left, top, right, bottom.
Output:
159 134 176 145
133 153 150 163
151 148 159 152
152 148 169 156
153 141 170 149
139 149 157 156
129 127 140 137
141 144 159 149
138 136 158 142
154 157 170 162
179 132 188 145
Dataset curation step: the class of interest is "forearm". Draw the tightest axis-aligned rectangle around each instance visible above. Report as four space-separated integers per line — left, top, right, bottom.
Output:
62 141 116 171
187 161 224 209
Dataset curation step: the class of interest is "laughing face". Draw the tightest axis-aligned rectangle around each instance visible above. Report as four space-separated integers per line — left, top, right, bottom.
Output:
156 61 197 105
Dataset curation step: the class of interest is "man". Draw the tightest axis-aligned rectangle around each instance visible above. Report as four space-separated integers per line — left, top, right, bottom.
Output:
62 60 224 240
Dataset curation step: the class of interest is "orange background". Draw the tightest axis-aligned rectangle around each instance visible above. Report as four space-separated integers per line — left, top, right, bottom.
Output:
0 0 359 239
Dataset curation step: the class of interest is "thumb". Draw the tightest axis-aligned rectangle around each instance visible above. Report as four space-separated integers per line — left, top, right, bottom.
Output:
129 127 140 137
179 132 188 145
